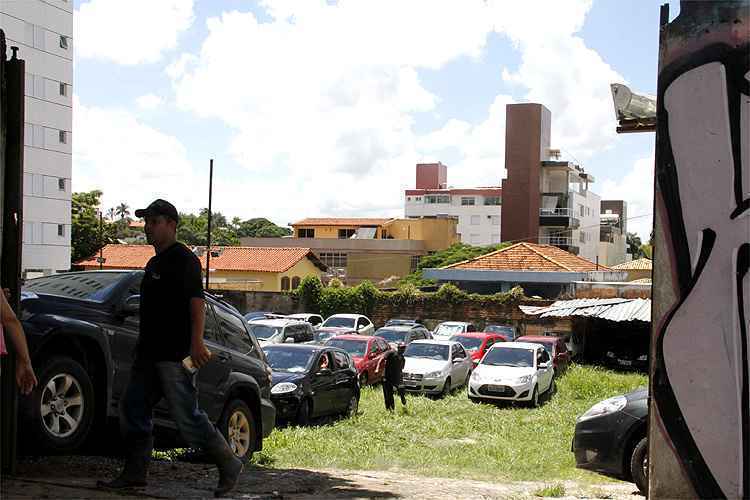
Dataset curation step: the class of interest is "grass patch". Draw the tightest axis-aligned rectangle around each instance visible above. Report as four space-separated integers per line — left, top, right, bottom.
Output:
261 364 646 482
533 483 566 497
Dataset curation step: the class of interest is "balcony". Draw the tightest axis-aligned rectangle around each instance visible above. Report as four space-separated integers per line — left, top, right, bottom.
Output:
539 207 580 229
538 236 580 255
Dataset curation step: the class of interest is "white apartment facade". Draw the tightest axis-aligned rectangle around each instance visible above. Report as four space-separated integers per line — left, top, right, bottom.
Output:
1 0 73 276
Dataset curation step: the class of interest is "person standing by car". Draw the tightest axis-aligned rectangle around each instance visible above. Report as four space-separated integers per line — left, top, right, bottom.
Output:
1 289 38 395
380 347 407 412
98 199 242 498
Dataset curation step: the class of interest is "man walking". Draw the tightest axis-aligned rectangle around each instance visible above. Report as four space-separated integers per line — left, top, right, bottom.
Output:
381 346 407 412
98 199 242 497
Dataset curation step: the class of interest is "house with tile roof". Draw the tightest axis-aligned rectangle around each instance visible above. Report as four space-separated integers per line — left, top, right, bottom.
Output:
76 244 327 292
611 257 652 282
422 242 626 298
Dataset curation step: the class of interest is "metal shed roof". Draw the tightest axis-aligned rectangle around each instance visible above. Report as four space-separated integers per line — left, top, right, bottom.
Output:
519 298 651 323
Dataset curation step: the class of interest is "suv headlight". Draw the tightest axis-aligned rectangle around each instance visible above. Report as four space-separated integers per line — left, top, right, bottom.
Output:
271 382 298 394
515 375 532 385
578 395 627 422
425 370 443 378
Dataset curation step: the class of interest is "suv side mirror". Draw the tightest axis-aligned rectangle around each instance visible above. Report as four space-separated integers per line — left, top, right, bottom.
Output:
284 337 296 344
122 295 140 315
539 361 550 369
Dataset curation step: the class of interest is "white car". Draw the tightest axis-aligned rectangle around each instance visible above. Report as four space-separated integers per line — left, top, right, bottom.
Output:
467 342 555 407
320 314 375 336
247 318 314 344
286 313 324 328
432 321 477 338
401 340 473 397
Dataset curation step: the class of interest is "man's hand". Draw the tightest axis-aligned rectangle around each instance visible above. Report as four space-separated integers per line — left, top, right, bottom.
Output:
190 338 212 369
16 359 38 395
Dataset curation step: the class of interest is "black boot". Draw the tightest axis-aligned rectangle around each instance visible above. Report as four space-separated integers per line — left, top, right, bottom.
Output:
205 432 243 498
97 437 152 489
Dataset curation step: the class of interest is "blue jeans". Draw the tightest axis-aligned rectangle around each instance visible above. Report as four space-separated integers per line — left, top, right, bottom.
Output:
119 361 221 451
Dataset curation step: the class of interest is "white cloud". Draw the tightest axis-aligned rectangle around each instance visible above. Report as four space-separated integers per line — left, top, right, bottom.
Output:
135 94 163 110
72 96 201 214
75 0 194 65
599 153 655 240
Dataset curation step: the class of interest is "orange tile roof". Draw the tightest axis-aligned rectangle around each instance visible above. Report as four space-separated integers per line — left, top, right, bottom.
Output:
612 258 652 270
76 244 326 273
443 242 609 272
291 217 393 227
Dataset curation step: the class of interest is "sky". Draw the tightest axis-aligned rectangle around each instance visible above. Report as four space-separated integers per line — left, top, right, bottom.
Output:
71 0 681 240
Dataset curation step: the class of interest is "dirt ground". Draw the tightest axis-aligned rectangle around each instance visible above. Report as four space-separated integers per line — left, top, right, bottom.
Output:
1 456 644 499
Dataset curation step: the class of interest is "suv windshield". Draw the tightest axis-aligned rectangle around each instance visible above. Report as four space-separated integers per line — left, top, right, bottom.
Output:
24 272 129 302
322 317 356 328
375 329 407 343
485 325 515 337
248 324 282 340
314 330 339 343
449 335 483 352
404 343 449 361
325 339 368 357
263 348 315 373
482 348 534 367
434 324 464 336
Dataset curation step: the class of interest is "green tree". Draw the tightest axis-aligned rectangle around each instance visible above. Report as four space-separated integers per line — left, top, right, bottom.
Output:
115 203 130 220
71 190 116 263
627 232 643 258
232 217 291 238
177 210 239 246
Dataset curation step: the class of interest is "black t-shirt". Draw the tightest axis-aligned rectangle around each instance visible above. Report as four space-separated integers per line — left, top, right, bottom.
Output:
136 242 204 362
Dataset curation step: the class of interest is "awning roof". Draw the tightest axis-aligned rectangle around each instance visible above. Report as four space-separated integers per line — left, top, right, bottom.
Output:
520 298 651 323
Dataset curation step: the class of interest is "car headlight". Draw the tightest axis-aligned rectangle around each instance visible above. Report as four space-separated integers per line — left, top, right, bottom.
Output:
578 395 627 422
471 371 482 380
425 371 443 378
271 382 298 394
514 375 532 385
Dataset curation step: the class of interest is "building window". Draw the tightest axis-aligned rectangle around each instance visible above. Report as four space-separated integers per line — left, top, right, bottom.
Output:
57 224 64 237
410 255 420 272
579 204 585 217
425 195 450 204
59 82 67 96
59 130 67 144
461 197 475 206
490 215 500 226
319 252 347 268
579 231 586 243
281 276 290 291
291 276 301 289
338 228 355 239
470 215 480 226
298 228 314 238
59 36 69 49
58 178 65 191
406 196 411 201
484 196 501 206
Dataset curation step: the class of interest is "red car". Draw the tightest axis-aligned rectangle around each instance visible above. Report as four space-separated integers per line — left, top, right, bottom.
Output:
324 335 393 386
516 335 571 373
448 332 507 367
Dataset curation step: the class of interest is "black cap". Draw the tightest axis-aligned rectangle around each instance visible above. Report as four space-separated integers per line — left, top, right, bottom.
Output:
134 199 180 223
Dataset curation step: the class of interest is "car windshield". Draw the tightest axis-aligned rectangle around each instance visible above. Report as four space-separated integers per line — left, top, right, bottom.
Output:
434 324 464 336
263 348 314 373
244 312 268 321
449 335 483 351
325 339 368 357
485 325 514 336
482 348 534 367
404 343 449 361
313 330 339 343
375 329 408 343
385 319 415 326
322 317 356 328
248 325 282 340
23 272 129 302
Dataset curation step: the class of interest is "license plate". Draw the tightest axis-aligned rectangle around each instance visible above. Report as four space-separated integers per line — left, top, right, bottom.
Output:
487 385 506 392
404 381 418 387
619 359 633 366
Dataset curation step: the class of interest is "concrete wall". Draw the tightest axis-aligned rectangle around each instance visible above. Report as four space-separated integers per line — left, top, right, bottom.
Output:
382 217 458 251
650 2 750 498
346 252 412 285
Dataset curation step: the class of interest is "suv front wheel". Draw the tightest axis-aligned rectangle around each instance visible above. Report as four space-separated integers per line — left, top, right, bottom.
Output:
28 356 96 453
218 399 257 462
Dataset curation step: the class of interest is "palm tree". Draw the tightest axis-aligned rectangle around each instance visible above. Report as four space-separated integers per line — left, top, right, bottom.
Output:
106 207 116 221
116 203 130 220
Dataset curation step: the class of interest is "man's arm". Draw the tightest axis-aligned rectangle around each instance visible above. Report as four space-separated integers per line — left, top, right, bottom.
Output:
190 297 211 368
1 291 38 394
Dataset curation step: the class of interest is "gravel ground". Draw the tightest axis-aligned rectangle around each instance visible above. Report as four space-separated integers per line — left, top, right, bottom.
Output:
1 456 644 499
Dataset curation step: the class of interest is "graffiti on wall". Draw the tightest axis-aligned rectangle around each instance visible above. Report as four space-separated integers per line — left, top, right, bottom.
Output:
653 2 749 498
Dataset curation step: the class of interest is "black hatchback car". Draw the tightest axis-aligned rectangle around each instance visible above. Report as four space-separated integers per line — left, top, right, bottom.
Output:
263 344 359 426
572 387 649 495
19 270 275 461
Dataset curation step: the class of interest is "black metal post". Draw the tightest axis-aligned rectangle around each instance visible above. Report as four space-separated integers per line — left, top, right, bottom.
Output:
205 159 213 291
99 211 103 270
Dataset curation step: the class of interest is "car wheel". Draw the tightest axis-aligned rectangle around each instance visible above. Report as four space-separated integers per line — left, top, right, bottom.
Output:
528 385 539 408
28 356 96 454
344 393 359 418
630 437 649 496
547 376 556 395
219 399 257 462
358 372 368 387
440 378 451 398
295 398 312 426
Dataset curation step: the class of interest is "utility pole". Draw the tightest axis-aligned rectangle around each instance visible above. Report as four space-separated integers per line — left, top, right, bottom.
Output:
205 159 213 291
98 210 103 270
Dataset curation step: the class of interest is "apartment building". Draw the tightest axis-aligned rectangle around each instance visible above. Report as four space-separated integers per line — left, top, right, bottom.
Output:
1 0 73 276
501 103 601 263
404 162 502 246
599 200 629 267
